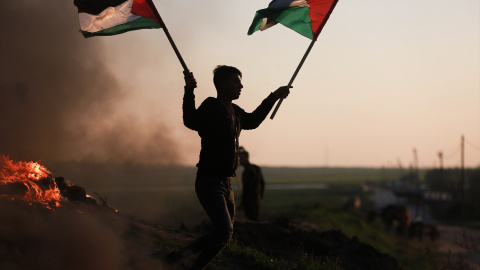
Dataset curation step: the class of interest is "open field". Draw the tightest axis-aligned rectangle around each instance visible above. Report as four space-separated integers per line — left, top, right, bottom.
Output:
49 163 397 224
45 163 478 269
49 162 420 188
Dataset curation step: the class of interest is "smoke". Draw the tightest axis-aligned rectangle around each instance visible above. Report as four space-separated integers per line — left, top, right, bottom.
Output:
0 201 166 270
0 0 180 164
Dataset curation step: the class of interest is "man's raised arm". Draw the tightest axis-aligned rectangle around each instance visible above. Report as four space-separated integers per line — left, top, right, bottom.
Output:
241 86 291 129
182 71 198 131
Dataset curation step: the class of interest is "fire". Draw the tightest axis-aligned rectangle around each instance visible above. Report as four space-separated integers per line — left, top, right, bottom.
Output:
0 155 61 209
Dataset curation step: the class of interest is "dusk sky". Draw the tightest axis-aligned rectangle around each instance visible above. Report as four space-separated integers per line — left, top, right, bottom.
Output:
1 0 479 168
102 0 480 168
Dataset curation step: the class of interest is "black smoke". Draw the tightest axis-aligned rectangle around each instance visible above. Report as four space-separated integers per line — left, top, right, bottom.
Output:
0 0 179 164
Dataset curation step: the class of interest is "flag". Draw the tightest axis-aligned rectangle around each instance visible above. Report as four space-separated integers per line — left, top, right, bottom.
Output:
74 0 164 38
247 0 338 40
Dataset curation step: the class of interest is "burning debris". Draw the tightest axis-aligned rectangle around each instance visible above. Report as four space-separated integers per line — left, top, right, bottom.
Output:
0 155 99 209
0 155 60 208
0 154 167 270
55 176 98 206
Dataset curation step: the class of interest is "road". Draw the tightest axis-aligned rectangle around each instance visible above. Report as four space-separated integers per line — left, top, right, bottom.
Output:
369 187 480 269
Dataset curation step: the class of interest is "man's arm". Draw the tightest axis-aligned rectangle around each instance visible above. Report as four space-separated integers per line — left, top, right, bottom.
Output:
182 71 198 130
272 86 291 100
241 86 291 129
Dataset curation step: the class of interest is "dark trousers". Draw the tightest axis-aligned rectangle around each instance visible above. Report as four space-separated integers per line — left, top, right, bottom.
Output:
243 200 260 221
188 176 235 270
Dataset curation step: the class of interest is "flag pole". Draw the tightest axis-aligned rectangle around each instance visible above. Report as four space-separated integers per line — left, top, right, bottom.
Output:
162 27 189 72
270 38 316 119
146 0 189 72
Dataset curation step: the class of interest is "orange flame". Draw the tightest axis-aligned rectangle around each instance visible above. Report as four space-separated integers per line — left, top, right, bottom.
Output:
0 155 61 209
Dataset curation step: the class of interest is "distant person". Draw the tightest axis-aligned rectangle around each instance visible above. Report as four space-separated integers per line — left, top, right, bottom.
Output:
238 146 265 221
167 65 290 270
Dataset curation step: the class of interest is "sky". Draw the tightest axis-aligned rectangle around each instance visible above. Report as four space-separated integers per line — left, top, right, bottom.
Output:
1 0 479 169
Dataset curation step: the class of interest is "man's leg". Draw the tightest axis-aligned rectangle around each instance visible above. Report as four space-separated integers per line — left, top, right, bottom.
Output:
189 177 235 270
244 199 260 221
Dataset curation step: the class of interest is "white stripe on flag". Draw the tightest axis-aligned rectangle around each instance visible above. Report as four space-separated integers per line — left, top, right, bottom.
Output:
79 0 141 33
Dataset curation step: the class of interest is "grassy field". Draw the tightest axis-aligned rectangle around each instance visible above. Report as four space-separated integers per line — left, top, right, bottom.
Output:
49 163 437 269
53 164 410 224
260 166 406 184
255 188 432 270
50 162 422 188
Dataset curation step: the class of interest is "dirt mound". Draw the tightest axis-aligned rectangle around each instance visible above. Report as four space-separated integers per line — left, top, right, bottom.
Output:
232 216 404 270
0 196 406 270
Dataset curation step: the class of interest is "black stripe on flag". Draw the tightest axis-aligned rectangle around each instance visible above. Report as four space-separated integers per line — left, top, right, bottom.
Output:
74 0 127 15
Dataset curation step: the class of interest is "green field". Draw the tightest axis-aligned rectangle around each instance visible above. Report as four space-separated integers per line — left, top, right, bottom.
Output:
50 164 404 224
49 163 437 269
48 163 424 227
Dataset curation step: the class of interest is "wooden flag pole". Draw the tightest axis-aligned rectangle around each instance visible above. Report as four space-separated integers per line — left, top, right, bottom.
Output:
146 0 189 72
270 38 316 120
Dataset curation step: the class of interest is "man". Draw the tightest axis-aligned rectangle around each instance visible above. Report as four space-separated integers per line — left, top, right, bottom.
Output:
168 65 290 270
238 146 265 221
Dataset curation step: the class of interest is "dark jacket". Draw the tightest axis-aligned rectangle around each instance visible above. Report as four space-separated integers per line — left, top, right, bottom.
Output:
183 88 278 177
241 163 265 203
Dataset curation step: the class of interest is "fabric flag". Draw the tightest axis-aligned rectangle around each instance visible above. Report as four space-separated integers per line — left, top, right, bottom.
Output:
248 0 338 40
74 0 164 38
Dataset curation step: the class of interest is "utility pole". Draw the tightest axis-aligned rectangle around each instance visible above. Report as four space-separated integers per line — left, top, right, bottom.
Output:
438 151 443 170
460 135 465 210
438 151 444 194
413 148 421 219
413 148 419 189
324 147 329 167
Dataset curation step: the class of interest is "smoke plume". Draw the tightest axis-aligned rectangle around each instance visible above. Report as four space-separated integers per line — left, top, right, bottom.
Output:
0 0 180 164
0 201 166 270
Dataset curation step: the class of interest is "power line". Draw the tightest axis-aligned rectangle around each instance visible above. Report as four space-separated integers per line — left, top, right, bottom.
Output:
465 138 480 153
444 146 460 161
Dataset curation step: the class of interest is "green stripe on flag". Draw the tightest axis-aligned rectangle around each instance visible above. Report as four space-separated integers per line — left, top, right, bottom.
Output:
82 17 161 38
248 6 313 40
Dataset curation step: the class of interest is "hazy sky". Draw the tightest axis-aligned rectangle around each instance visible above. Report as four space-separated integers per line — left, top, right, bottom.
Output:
103 0 480 168
1 0 479 168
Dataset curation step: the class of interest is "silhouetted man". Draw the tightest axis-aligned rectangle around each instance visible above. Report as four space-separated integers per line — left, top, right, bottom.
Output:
238 146 265 221
168 65 290 270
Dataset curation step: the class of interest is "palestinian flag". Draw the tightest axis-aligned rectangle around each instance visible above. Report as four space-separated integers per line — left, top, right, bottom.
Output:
74 0 164 38
248 0 339 40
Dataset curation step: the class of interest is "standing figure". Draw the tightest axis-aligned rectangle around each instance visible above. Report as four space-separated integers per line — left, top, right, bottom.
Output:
168 65 290 270
238 147 265 221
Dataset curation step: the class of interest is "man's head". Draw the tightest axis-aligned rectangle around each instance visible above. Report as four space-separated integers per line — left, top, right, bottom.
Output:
213 65 243 101
238 146 249 166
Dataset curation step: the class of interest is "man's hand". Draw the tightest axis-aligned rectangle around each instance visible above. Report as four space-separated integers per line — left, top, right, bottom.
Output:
273 86 291 99
184 71 197 89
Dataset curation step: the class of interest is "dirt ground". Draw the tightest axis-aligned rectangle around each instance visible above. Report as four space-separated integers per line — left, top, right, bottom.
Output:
370 187 480 269
433 224 480 269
